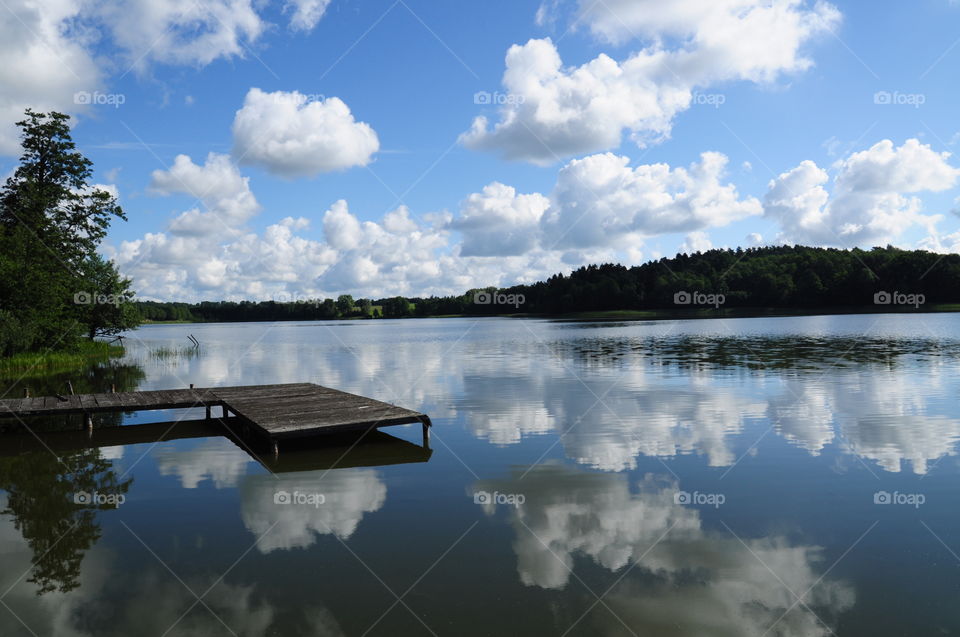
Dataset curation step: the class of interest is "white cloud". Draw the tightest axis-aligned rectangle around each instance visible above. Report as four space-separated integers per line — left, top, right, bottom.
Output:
0 1 335 155
232 88 380 178
463 1 839 162
150 152 261 236
765 139 960 246
679 230 712 254
286 0 332 31
454 182 550 256
96 0 266 69
0 0 102 154
116 137 958 302
542 151 761 249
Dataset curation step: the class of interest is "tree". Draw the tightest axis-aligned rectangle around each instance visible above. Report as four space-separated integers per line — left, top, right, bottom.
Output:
75 253 140 338
358 298 373 317
0 110 137 353
335 294 354 317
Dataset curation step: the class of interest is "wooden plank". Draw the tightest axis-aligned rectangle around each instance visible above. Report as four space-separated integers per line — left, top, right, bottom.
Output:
93 393 122 408
0 383 430 443
132 392 152 408
24 397 48 413
118 392 140 408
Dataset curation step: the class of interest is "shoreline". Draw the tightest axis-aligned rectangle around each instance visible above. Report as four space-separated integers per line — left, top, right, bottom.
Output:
136 304 960 326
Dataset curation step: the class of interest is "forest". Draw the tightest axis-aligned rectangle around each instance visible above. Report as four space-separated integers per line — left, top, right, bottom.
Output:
136 245 960 322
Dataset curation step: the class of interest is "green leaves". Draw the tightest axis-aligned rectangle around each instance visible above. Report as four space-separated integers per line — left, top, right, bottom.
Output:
0 110 139 355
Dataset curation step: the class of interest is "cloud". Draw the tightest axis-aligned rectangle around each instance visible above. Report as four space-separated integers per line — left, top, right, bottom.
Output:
96 0 266 69
117 137 958 302
232 88 380 178
286 0 332 31
765 139 960 246
542 151 761 249
0 0 102 154
150 152 261 236
678 230 713 254
462 1 839 162
454 182 550 256
0 1 335 155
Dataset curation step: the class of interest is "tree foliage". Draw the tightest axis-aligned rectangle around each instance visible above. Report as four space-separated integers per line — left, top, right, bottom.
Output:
0 110 139 355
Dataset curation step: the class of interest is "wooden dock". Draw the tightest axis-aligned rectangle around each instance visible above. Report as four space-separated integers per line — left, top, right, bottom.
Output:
0 383 432 452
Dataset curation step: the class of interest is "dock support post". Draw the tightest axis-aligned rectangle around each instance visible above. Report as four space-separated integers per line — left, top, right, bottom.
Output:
272 440 279 458
84 413 93 431
422 421 431 448
205 405 211 419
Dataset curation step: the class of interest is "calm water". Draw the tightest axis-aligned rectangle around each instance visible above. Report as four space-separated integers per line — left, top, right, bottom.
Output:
2 314 960 636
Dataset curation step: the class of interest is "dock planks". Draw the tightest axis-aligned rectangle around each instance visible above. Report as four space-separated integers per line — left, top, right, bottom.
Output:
0 383 430 447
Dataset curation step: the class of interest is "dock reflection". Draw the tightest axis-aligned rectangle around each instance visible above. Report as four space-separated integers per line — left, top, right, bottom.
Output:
0 418 432 472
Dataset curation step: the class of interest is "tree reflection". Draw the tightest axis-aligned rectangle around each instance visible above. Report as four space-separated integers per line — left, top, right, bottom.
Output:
0 359 146 433
0 448 131 595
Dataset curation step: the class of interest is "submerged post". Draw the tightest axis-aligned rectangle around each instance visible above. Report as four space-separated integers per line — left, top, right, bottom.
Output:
422 419 431 448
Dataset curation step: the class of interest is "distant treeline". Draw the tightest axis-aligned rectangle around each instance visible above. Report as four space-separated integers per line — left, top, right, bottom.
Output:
136 246 960 322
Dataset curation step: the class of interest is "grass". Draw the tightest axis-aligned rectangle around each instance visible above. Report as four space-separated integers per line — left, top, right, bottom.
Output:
149 345 199 360
0 340 125 376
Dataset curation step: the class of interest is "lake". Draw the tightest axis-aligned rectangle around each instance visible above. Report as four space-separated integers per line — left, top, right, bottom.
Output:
1 313 959 636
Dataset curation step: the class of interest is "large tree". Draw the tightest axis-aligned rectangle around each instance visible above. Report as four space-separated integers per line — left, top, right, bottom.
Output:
0 110 138 354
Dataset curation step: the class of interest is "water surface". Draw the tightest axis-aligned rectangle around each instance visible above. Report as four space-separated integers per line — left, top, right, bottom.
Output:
2 314 959 635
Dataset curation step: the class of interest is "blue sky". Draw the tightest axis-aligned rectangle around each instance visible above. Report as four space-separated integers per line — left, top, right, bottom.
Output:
3 0 960 301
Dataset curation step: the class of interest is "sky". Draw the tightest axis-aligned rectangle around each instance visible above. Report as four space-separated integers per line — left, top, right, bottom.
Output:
2 0 960 302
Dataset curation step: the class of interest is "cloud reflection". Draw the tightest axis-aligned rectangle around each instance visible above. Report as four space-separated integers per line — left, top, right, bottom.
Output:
475 464 854 635
240 469 387 553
